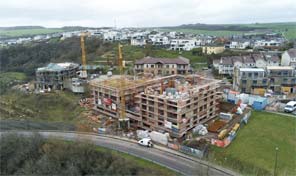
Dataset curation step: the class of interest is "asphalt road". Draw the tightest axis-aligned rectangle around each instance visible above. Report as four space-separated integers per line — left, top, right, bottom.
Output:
0 131 237 176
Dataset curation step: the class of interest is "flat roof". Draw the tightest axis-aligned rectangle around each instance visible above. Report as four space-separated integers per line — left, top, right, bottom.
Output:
266 66 294 70
239 68 265 72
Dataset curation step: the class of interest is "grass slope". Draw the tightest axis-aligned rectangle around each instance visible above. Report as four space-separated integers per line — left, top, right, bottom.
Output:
95 145 178 176
161 22 296 39
118 45 207 65
0 28 64 37
0 72 28 94
209 111 296 175
0 90 84 122
160 28 244 37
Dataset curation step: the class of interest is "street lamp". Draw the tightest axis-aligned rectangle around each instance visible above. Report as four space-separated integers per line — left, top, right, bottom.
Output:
274 147 279 176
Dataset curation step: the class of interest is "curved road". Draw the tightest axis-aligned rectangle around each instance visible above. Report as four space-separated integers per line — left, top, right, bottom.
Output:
0 131 238 176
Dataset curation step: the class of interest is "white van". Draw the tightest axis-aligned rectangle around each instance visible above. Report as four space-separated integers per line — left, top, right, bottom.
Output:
138 138 153 147
284 101 296 113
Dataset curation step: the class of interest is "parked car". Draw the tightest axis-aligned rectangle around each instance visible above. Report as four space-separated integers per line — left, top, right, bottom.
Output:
138 138 153 147
284 101 296 113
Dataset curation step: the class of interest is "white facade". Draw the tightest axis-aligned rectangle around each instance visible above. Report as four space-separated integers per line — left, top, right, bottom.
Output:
254 40 281 47
228 41 250 49
281 49 296 68
131 37 146 46
255 58 267 68
218 65 234 75
170 39 198 51
150 35 170 46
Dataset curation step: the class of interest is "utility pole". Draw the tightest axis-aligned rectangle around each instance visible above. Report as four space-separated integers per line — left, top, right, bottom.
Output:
274 147 279 176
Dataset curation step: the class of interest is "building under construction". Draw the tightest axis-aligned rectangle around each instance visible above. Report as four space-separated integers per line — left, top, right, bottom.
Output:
90 74 221 138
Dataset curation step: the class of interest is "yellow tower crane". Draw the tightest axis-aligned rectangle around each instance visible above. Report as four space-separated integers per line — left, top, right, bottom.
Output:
79 32 89 78
118 44 130 129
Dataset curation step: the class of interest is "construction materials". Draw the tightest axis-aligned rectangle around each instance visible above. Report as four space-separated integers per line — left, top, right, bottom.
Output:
149 131 169 146
193 124 208 136
136 130 149 139
227 90 239 104
232 123 240 132
252 97 268 110
219 112 233 121
218 129 228 140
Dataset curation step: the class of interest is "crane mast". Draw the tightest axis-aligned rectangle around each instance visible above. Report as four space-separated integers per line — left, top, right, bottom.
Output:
118 44 126 120
118 44 129 129
80 32 87 78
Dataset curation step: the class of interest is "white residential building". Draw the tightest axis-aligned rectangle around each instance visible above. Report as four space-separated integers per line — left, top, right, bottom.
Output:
170 39 199 51
254 54 267 68
131 36 146 46
254 40 281 47
150 35 170 46
281 48 296 69
226 40 250 49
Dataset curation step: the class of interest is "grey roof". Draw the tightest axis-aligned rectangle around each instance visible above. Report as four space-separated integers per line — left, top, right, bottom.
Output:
135 56 189 65
265 54 280 62
242 55 255 63
287 48 296 58
231 56 243 63
220 57 233 65
252 53 265 61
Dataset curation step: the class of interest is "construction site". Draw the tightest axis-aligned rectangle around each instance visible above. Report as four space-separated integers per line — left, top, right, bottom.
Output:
90 74 221 138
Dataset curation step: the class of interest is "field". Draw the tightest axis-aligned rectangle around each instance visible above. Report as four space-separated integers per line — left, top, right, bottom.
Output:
0 90 85 120
0 90 101 131
209 111 296 175
240 22 296 40
118 45 207 65
160 28 244 37
0 28 64 38
161 22 296 40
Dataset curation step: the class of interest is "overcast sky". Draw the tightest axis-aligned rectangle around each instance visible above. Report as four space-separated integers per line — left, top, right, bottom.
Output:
0 0 295 27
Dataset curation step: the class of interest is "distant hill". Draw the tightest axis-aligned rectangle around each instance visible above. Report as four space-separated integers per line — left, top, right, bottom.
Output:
0 26 45 30
0 26 90 39
163 23 263 31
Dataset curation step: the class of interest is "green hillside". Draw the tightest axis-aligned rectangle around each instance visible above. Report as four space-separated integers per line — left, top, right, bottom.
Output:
161 22 296 39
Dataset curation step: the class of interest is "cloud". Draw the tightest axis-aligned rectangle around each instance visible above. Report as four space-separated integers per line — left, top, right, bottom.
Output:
0 0 295 27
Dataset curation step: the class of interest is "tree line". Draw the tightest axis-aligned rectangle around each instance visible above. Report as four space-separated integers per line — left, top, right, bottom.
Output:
0 37 113 77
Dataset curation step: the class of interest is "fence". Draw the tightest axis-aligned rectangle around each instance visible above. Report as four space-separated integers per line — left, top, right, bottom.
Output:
179 145 207 159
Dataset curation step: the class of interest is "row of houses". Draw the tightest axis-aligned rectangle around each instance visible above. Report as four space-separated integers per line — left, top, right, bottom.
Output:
233 66 296 94
225 32 286 50
213 53 281 75
212 48 296 95
225 39 284 50
130 32 214 51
